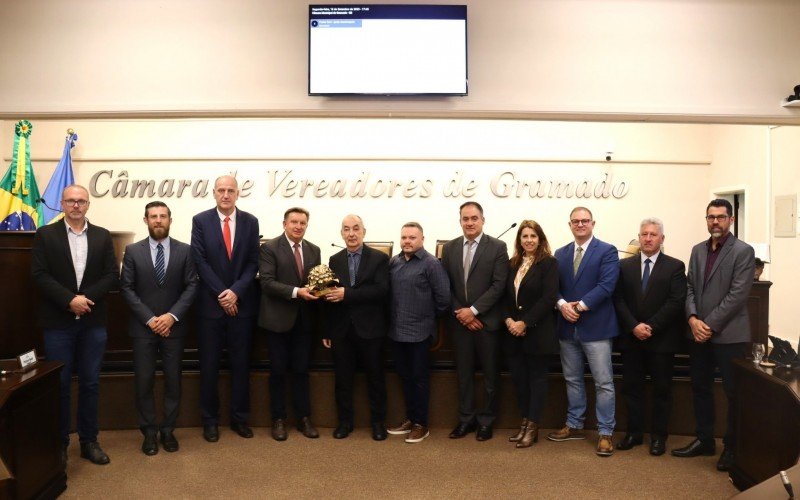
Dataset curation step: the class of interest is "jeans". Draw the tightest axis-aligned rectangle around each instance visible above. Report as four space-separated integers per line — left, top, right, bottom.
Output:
44 324 107 446
392 338 431 426
559 336 616 435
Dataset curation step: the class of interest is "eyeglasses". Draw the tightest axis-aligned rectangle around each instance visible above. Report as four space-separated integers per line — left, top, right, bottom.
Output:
62 199 88 207
570 219 592 226
705 215 729 222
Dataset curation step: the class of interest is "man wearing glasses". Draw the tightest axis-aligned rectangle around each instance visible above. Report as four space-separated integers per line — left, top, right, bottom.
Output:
547 207 619 457
31 184 118 465
672 199 754 472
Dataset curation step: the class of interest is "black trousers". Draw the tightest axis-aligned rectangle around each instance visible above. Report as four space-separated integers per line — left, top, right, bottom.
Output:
197 315 254 426
502 335 550 423
620 347 675 438
689 341 746 447
451 325 500 427
132 335 184 434
392 338 431 426
331 327 387 424
266 323 312 421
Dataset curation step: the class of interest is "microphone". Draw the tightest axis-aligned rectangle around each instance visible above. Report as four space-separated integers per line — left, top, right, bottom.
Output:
781 470 794 499
36 197 60 211
331 243 345 249
497 222 517 239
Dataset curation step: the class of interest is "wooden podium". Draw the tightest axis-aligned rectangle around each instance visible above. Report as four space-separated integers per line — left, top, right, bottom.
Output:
0 360 65 500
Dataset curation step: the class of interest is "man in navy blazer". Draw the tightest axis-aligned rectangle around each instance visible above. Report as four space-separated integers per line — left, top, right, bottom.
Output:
191 175 260 443
547 207 620 457
120 201 198 455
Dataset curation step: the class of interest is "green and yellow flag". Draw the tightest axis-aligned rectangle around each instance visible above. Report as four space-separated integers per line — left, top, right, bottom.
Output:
0 120 44 230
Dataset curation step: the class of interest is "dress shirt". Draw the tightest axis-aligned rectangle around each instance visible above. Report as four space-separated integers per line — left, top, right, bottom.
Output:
347 246 362 285
286 234 304 299
65 219 89 289
641 251 660 278
704 233 730 284
217 208 236 248
463 233 483 315
389 247 450 343
557 236 593 311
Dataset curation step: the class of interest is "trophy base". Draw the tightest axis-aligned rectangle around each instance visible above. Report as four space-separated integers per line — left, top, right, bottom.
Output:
311 287 335 297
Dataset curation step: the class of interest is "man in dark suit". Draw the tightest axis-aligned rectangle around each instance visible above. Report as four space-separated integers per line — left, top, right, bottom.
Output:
613 217 686 456
191 175 260 442
672 199 754 472
547 206 619 457
258 207 321 441
120 201 198 455
31 184 117 465
440 201 508 441
322 214 389 441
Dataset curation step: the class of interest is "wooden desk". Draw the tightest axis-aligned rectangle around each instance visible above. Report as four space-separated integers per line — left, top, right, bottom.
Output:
730 359 800 491
0 360 65 500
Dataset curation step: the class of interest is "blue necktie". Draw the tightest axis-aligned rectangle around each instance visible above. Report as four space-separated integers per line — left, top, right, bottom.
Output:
155 243 166 286
641 258 651 292
348 252 359 286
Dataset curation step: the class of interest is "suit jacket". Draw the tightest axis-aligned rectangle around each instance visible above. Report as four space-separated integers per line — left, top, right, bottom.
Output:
190 207 260 319
441 234 509 331
120 237 199 338
505 255 560 355
323 245 389 340
613 253 687 352
258 234 322 333
686 234 754 344
31 220 118 329
554 237 620 341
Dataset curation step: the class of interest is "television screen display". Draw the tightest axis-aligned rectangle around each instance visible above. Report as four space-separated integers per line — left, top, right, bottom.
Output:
309 5 468 96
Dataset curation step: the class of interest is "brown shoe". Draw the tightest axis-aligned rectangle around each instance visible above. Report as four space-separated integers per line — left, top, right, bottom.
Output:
387 419 413 435
597 434 614 457
509 418 529 442
271 419 287 441
404 424 430 443
297 417 319 439
516 422 539 449
547 425 586 442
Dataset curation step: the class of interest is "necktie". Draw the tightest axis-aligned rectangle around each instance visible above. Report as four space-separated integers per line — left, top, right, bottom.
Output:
642 258 652 291
573 246 583 277
294 243 304 280
348 252 359 286
464 240 475 300
223 216 232 260
155 243 165 286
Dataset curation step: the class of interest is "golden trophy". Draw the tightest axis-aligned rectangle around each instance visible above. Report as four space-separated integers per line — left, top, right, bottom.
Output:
306 264 340 297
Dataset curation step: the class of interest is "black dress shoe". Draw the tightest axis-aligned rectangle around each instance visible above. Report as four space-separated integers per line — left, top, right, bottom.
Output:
449 421 477 439
298 417 319 439
230 422 254 439
333 423 353 439
142 433 158 456
671 438 716 457
80 442 110 465
717 447 734 471
649 437 666 456
616 434 643 451
160 431 179 452
371 422 387 441
203 424 219 443
476 425 493 441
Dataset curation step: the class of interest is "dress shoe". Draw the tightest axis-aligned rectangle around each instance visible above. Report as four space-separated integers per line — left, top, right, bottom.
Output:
333 422 353 439
141 433 159 456
649 437 666 456
298 417 319 439
371 422 387 441
717 447 734 471
671 438 716 458
405 423 429 443
203 424 219 443
160 431 179 452
387 419 413 435
272 419 287 441
596 435 614 457
230 422 254 439
509 418 529 442
476 425 493 442
616 434 643 451
448 421 477 439
80 441 110 465
547 425 586 442
516 422 539 449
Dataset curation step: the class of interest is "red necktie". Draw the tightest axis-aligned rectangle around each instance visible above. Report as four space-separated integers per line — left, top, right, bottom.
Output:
293 243 304 280
223 216 232 260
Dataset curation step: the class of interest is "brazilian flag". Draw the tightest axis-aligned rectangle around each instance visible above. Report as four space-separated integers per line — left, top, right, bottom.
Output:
0 120 44 230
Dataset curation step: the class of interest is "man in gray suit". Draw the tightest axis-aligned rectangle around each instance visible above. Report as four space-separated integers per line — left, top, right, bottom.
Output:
440 201 509 441
120 201 198 456
258 207 321 441
672 199 754 472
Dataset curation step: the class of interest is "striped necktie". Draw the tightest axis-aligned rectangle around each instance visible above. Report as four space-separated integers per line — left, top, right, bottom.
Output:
155 243 166 286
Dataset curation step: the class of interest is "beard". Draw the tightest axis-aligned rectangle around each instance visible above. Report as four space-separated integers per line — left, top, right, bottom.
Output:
148 226 169 240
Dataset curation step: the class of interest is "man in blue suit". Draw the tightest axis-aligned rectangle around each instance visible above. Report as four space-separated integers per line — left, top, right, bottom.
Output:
547 207 619 457
191 175 260 443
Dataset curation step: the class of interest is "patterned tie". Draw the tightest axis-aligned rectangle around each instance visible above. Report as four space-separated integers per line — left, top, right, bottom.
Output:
223 216 232 260
348 252 359 286
463 240 475 301
642 258 652 291
294 243 304 280
573 246 583 277
155 243 166 286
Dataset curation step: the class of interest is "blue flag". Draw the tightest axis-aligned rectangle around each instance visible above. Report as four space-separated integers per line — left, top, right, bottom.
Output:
41 132 77 225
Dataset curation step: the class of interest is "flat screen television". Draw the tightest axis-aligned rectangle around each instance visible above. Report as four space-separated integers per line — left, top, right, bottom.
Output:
309 4 468 96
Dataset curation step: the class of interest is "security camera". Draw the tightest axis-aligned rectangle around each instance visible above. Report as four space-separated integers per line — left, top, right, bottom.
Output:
605 154 612 162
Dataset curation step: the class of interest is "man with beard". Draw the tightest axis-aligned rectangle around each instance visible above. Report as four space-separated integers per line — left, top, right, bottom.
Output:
121 201 198 455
